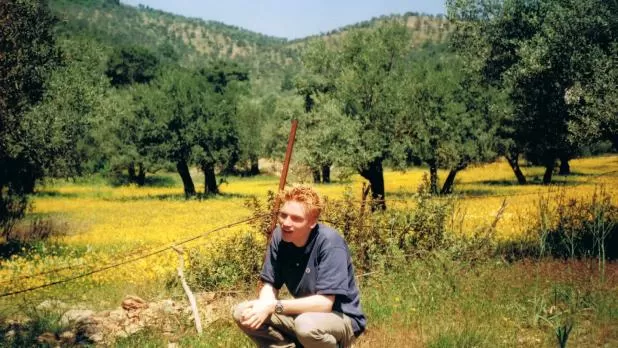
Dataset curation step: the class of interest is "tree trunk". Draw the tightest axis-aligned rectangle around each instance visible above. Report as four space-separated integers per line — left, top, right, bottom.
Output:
176 160 196 197
559 156 571 175
321 165 331 184
136 163 146 186
428 160 439 195
440 162 467 195
249 156 259 176
543 162 555 185
505 154 527 185
128 162 137 183
312 168 321 184
203 163 219 195
359 159 386 211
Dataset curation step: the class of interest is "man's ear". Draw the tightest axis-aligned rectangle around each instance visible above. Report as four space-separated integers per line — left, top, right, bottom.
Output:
308 215 318 229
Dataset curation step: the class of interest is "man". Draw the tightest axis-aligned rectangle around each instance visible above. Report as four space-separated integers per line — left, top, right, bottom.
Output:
233 185 366 348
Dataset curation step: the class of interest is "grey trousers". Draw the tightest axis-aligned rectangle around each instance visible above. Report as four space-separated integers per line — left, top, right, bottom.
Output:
232 302 356 348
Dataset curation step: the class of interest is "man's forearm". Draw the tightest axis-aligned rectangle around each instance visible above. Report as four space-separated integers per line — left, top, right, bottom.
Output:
280 294 334 314
259 283 278 302
256 283 334 315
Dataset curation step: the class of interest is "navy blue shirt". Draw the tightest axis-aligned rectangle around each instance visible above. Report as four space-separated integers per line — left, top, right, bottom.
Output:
261 223 366 336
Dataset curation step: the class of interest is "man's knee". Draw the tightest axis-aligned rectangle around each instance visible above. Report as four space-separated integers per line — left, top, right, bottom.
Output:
294 313 323 340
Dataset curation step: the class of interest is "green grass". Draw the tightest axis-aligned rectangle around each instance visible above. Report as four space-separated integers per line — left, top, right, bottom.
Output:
1 256 616 347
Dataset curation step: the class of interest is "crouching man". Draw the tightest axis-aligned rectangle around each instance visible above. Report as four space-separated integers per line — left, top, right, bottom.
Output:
233 185 366 348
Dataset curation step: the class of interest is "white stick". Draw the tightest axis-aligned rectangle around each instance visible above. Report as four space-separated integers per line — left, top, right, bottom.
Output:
173 246 202 335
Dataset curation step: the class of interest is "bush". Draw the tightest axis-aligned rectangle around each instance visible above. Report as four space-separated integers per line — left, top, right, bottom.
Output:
183 180 497 291
6 217 67 243
322 178 456 272
183 231 265 291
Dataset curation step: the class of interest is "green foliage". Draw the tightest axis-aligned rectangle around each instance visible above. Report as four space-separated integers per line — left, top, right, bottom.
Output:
301 21 414 206
1 0 60 236
105 46 159 87
397 44 505 194
243 185 455 274
234 95 277 175
0 305 68 348
447 0 618 183
295 97 360 178
129 63 246 195
184 232 265 291
26 38 111 178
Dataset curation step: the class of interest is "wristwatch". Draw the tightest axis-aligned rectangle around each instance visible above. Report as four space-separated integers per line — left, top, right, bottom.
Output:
274 300 284 314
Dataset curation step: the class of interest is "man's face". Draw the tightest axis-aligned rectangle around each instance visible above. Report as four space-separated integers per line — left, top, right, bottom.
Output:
278 200 317 247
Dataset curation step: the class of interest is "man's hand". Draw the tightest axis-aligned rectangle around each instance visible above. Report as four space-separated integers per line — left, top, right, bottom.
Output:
240 299 276 330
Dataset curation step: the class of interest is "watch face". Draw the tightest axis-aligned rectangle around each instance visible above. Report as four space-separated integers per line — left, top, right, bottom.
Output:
275 302 283 314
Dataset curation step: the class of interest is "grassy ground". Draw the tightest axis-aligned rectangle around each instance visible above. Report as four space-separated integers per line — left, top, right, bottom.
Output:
0 155 617 346
111 258 618 347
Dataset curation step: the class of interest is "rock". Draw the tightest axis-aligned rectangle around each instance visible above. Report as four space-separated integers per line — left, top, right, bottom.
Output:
36 300 68 312
4 329 16 340
161 299 176 314
59 330 76 344
108 308 126 322
122 295 148 311
37 332 58 345
124 322 143 335
61 309 95 326
88 332 104 343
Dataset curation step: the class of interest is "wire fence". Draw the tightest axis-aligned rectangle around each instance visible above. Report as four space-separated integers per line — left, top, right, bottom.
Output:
0 214 268 298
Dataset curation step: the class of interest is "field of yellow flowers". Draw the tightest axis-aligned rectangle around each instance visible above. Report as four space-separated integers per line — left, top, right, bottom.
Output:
1 155 616 302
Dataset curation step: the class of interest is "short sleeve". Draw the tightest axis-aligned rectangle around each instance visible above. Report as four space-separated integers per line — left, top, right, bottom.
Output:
315 247 349 296
260 230 283 289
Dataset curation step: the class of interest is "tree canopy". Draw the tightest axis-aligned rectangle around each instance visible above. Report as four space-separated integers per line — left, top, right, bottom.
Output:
1 0 61 234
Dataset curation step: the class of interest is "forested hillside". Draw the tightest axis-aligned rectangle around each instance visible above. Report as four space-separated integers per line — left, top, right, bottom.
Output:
50 0 449 79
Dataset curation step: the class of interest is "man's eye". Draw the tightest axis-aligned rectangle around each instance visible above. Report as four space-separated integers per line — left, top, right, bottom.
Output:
291 216 304 223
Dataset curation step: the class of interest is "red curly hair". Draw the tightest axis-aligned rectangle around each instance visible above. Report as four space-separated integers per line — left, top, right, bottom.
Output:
278 184 322 219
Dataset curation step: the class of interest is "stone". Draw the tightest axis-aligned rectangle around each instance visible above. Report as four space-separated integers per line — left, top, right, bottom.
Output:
4 329 16 340
59 330 76 344
122 295 148 311
161 299 176 314
60 309 95 326
108 308 126 322
36 332 58 345
36 300 68 312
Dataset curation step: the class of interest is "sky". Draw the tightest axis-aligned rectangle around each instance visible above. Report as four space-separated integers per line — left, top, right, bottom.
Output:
120 0 446 40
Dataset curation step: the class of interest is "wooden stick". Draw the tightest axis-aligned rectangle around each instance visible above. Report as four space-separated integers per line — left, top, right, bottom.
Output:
258 120 298 294
172 246 202 335
267 119 299 239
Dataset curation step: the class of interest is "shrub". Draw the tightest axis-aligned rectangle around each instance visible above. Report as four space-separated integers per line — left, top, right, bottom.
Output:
183 231 265 291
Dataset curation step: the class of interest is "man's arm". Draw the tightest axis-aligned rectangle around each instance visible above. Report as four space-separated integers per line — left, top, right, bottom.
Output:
239 283 279 329
278 294 334 314
239 283 334 329
259 282 278 302
258 282 335 314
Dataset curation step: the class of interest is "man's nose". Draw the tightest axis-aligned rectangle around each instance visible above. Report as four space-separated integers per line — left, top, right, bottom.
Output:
281 215 292 226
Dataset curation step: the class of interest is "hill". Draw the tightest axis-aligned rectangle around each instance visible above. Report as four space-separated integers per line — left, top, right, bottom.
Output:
50 0 451 84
